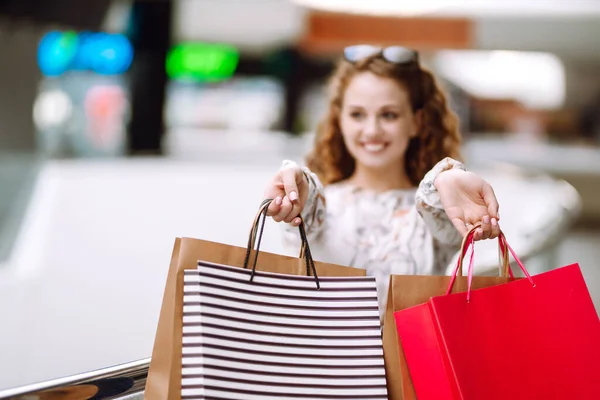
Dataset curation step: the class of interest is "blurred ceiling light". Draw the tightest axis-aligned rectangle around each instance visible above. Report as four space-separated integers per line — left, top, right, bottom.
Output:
290 0 600 16
291 0 446 16
433 50 565 110
33 90 73 130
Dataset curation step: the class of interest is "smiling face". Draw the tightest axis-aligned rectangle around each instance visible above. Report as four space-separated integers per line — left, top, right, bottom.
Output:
339 71 419 174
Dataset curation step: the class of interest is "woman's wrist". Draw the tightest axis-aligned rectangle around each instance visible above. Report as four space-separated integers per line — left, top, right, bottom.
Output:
434 168 465 191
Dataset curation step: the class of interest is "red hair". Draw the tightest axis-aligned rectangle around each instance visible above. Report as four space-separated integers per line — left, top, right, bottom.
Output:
306 55 463 186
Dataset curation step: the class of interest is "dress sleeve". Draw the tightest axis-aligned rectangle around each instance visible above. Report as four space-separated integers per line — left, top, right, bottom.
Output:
415 157 467 246
279 160 327 247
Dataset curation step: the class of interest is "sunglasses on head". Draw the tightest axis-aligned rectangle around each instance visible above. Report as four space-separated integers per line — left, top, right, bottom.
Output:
343 45 419 65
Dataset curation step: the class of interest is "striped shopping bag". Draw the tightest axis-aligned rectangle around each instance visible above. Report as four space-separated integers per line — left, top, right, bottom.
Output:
182 260 387 400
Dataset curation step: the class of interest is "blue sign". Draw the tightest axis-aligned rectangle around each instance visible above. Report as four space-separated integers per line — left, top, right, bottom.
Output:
38 31 134 76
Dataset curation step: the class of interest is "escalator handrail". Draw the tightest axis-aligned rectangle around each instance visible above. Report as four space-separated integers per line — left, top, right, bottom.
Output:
0 357 150 399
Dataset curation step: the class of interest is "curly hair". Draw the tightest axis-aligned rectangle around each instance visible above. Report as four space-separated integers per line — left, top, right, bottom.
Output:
306 54 463 187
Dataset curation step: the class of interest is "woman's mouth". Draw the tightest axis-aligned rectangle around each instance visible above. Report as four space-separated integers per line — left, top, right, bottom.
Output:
361 142 388 153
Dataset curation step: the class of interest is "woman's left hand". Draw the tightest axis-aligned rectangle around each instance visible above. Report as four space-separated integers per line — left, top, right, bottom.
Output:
434 169 500 241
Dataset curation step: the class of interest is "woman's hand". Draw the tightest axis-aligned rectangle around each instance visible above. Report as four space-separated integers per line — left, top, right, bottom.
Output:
264 165 309 227
435 169 500 241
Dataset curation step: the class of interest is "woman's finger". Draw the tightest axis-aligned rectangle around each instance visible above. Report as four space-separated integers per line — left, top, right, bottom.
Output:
281 167 300 202
281 167 304 220
482 182 500 219
283 196 301 223
473 227 484 241
489 217 501 239
266 196 283 216
272 196 293 222
283 196 300 223
478 215 492 240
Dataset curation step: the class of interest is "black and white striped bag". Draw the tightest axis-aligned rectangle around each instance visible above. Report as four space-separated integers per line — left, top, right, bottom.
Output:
181 261 387 400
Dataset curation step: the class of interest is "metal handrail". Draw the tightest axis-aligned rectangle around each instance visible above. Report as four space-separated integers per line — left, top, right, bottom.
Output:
0 358 150 399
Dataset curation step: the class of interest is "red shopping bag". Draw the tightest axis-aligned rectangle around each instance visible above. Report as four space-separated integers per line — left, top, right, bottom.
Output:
394 231 600 400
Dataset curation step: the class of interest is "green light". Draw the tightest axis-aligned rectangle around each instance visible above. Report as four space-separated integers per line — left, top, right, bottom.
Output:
58 31 79 58
166 42 239 82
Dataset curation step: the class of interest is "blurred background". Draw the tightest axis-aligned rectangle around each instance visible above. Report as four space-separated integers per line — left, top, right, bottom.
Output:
1 0 599 394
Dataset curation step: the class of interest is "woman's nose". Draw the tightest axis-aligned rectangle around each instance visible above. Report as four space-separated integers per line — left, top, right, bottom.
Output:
362 116 381 137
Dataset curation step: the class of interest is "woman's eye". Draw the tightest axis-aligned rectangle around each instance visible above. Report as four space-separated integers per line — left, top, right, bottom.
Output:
349 111 364 119
381 112 398 120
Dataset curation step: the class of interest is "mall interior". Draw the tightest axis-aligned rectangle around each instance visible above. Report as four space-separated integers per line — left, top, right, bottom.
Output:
0 0 599 398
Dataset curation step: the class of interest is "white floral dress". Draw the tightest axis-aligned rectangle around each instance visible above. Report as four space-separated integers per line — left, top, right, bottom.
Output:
280 157 466 313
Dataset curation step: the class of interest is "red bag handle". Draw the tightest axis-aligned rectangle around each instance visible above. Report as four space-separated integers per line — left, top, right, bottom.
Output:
446 224 512 295
446 226 536 301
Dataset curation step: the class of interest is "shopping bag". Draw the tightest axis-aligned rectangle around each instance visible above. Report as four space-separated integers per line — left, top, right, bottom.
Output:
144 199 377 399
181 262 387 399
180 199 387 399
394 230 600 400
382 226 516 400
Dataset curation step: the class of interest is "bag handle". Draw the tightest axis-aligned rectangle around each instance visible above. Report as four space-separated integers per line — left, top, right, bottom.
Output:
456 224 512 278
243 199 320 289
446 226 536 301
248 200 307 260
445 224 514 297
466 232 535 301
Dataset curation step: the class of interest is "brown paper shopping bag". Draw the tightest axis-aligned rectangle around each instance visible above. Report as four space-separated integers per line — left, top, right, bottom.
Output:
382 226 517 400
145 200 368 400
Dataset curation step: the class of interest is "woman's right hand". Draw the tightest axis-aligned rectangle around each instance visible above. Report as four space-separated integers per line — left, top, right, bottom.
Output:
264 164 309 227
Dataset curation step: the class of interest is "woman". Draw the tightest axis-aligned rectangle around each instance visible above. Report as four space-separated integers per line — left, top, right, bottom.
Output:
264 45 500 308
